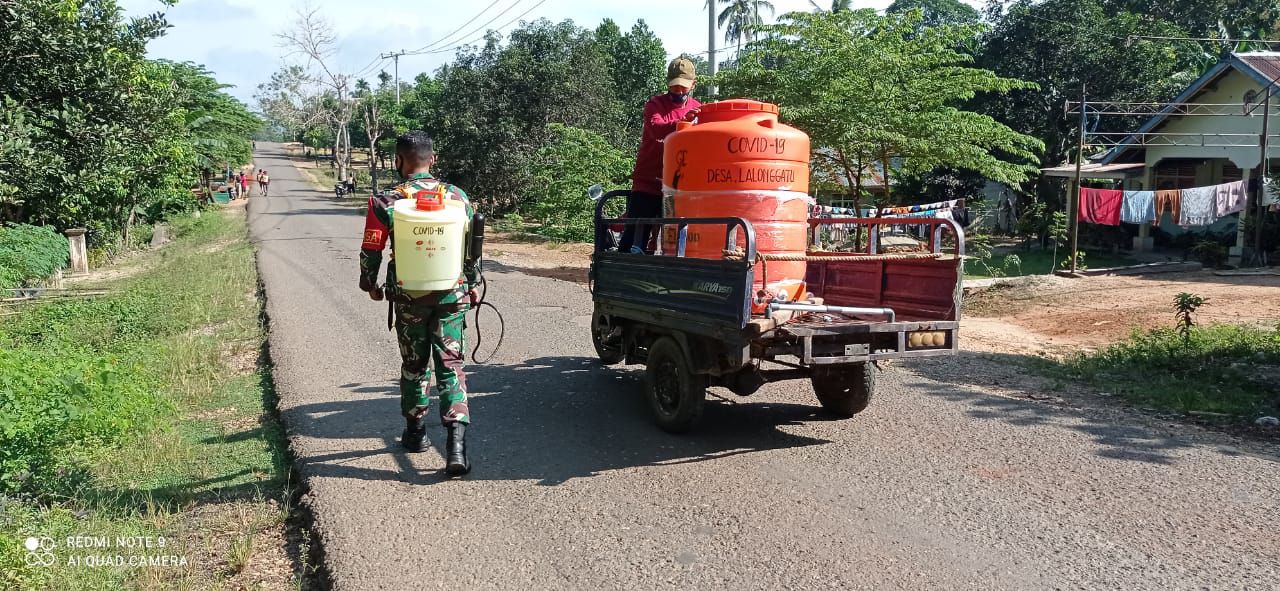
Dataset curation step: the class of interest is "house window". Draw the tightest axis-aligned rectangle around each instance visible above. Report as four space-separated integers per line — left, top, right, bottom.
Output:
1223 162 1243 183
1155 161 1198 189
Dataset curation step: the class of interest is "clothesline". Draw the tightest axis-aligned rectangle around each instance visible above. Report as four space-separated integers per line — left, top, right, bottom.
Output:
1079 180 1248 228
815 198 966 218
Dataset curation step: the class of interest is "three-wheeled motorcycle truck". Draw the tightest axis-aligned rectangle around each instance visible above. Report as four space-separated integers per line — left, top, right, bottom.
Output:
589 190 965 433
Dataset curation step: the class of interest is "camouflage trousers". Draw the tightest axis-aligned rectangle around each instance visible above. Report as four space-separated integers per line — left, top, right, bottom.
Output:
394 302 470 425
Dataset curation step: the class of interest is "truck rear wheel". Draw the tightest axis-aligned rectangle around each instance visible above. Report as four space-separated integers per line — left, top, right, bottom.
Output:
812 363 875 417
644 336 706 433
591 309 624 365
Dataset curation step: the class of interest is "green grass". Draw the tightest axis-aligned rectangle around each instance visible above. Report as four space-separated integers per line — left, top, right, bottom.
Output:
0 210 296 590
965 249 1140 279
1042 324 1280 419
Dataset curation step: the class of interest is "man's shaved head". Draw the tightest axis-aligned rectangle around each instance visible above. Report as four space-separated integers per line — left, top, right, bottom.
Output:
395 130 436 175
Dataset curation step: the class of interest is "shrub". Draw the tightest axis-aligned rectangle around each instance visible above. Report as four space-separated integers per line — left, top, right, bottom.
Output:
525 124 632 242
1190 239 1228 268
1066 324 1280 416
0 224 68 289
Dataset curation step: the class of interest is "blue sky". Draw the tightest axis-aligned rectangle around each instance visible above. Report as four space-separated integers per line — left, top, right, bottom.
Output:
119 0 984 107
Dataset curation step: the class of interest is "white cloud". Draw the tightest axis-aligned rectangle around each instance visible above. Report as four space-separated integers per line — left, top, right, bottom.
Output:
119 0 983 105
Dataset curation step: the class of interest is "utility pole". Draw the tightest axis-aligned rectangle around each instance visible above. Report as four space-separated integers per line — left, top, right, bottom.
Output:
708 0 717 97
1068 83 1087 274
1252 91 1270 266
379 50 407 105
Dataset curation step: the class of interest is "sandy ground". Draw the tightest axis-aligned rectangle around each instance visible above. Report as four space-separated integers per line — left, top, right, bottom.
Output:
962 272 1280 355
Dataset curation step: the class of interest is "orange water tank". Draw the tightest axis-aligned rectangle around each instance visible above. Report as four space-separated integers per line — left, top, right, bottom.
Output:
661 99 811 308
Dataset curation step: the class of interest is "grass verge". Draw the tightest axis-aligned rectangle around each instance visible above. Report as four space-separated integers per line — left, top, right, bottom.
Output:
1043 324 1280 420
0 208 318 590
965 249 1139 279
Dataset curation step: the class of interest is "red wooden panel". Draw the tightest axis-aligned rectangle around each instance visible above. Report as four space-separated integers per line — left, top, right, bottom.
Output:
807 260 883 309
881 260 959 321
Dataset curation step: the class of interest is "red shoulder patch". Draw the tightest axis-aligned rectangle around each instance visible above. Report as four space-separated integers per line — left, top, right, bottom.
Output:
362 229 384 248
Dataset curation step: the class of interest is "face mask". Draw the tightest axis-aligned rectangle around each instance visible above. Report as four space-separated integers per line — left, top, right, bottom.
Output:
670 91 690 104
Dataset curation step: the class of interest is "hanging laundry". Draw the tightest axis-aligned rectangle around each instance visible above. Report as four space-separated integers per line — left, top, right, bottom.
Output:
1120 190 1156 224
1154 189 1180 223
1178 186 1217 226
1079 188 1123 225
1214 180 1247 217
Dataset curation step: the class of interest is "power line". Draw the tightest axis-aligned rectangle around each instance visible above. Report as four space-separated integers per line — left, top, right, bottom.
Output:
412 0 547 56
406 0 530 56
351 55 387 78
352 56 389 79
404 0 505 54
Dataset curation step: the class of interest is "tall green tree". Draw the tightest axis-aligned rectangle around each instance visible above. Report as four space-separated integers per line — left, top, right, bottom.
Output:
596 20 667 147
886 0 979 27
807 0 853 12
0 0 257 242
718 9 1042 211
419 19 629 213
1101 0 1280 43
976 0 1197 178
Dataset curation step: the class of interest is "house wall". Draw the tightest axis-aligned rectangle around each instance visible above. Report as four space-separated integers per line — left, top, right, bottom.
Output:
1144 70 1280 170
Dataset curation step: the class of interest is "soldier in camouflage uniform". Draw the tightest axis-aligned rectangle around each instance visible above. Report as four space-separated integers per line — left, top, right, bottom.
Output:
360 131 476 476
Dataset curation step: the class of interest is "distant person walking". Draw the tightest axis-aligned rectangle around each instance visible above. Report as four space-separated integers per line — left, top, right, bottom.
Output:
238 171 249 198
259 169 270 197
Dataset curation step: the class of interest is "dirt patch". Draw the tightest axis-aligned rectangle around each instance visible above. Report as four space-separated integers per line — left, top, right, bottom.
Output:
964 271 1280 351
486 234 593 279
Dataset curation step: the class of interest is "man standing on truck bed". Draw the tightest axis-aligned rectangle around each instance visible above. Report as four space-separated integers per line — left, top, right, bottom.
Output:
620 57 702 254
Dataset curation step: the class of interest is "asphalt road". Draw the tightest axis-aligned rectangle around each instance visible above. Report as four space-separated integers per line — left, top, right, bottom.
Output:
249 144 1280 590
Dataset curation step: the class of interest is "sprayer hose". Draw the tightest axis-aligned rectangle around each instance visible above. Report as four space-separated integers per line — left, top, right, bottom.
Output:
469 270 506 365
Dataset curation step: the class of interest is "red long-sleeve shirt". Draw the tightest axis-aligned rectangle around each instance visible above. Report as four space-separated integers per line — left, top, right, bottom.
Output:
630 93 701 195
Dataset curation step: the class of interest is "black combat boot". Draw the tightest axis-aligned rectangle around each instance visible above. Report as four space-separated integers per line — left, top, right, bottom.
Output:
401 414 428 453
445 423 471 476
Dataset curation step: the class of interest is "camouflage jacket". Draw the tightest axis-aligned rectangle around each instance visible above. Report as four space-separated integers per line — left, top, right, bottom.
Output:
359 172 477 305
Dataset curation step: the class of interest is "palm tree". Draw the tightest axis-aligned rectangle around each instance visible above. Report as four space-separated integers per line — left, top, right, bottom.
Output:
717 0 775 54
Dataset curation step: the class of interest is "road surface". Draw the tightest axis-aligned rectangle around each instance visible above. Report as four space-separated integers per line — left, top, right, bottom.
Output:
248 144 1279 590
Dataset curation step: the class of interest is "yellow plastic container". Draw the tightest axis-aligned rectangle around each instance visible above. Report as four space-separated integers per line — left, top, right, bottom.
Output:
392 189 469 295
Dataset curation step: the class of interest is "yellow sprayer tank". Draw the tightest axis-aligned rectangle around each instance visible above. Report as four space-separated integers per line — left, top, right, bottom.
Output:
392 188 469 295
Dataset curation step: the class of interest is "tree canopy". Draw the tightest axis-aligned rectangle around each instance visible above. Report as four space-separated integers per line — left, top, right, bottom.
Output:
0 0 258 243
717 9 1043 209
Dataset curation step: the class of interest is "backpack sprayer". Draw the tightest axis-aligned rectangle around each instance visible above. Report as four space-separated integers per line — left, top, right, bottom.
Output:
383 190 506 364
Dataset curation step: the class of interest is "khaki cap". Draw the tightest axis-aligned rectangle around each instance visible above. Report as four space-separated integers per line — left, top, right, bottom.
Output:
667 58 696 87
